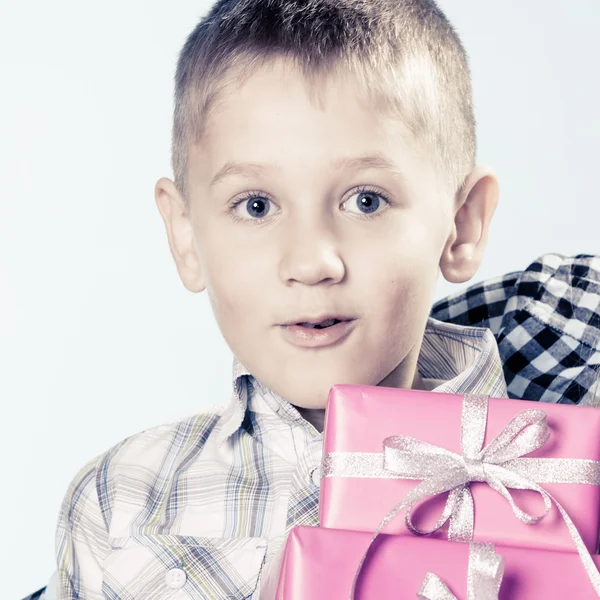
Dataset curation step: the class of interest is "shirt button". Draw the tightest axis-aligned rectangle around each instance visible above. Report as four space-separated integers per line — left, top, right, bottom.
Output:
311 466 321 487
165 567 187 589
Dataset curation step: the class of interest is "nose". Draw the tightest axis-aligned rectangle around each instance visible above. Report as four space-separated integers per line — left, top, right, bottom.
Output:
278 218 346 286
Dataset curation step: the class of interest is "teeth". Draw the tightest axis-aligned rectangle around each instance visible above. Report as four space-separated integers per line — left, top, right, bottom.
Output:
299 319 339 329
320 319 337 327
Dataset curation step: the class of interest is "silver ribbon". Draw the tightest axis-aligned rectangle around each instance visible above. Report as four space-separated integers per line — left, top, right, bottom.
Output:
417 542 504 600
331 394 600 599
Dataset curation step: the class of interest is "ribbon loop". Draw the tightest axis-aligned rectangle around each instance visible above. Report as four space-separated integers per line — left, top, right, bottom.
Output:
480 409 549 464
381 396 566 542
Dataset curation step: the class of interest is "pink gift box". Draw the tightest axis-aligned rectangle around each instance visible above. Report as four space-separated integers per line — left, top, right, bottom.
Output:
319 385 600 552
274 525 600 599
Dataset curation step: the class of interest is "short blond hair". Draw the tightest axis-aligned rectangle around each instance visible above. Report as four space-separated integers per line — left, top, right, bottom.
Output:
172 0 476 208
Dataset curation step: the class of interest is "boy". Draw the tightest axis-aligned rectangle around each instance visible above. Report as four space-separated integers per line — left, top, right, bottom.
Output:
48 0 600 599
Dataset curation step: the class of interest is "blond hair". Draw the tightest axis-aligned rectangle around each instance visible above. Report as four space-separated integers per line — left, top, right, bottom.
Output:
171 0 476 209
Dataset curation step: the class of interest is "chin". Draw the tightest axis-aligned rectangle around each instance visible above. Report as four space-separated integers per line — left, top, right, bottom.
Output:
273 380 330 410
289 391 329 410
279 375 362 410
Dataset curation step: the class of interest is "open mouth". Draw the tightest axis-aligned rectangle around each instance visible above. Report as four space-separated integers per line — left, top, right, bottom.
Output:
281 316 356 347
296 319 342 329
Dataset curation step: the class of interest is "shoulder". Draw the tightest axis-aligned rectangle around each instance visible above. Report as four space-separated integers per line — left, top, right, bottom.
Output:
431 253 600 338
61 407 226 516
102 406 225 465
501 253 600 347
430 265 519 334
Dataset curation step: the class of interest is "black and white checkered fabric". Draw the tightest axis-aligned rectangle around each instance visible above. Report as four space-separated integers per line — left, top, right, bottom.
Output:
21 589 45 600
431 253 600 405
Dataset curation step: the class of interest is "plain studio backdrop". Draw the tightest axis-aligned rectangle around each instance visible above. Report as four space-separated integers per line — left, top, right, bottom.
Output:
1 1 599 597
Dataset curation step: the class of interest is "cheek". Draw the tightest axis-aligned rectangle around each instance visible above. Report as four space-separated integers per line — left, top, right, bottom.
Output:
203 243 270 323
355 243 438 328
374 274 425 321
352 230 437 294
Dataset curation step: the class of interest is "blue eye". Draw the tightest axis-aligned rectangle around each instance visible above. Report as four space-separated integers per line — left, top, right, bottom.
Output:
245 196 271 218
228 185 389 224
343 187 389 216
356 191 380 213
228 193 278 222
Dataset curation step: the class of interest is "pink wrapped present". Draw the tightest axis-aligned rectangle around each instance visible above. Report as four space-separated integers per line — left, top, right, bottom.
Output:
273 525 600 599
319 385 600 553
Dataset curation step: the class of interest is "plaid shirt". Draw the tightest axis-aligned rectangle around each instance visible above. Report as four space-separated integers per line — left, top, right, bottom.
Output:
39 253 599 600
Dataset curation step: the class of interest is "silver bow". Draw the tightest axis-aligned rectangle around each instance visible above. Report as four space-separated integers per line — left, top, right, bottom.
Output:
417 542 504 600
329 394 600 599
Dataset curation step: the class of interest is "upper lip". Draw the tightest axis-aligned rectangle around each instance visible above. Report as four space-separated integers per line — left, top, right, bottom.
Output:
281 314 357 326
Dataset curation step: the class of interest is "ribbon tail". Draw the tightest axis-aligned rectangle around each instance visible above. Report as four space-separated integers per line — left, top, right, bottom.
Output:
479 467 600 596
349 471 469 600
550 496 600 596
417 573 457 600
447 486 475 543
468 542 504 600
417 543 504 600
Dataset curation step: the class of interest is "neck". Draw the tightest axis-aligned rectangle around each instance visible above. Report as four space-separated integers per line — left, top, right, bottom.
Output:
296 405 326 433
296 368 427 433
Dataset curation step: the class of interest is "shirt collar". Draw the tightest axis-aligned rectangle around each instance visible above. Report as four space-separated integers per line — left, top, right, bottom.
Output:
418 318 508 397
214 316 508 446
212 357 252 446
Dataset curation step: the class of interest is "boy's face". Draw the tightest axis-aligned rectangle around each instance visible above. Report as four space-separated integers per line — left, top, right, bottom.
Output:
156 58 498 410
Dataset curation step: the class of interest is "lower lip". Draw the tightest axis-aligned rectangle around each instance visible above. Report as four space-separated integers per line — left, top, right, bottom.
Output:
279 320 357 348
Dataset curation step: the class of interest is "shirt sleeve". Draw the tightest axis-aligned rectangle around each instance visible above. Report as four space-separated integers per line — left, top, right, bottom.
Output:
55 456 111 600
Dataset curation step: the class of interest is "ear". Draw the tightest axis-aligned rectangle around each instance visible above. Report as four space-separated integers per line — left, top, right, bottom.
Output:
439 166 500 284
154 177 206 293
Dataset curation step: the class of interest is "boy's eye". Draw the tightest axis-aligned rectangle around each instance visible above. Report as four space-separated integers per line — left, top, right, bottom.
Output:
230 187 389 222
342 189 389 215
240 196 276 219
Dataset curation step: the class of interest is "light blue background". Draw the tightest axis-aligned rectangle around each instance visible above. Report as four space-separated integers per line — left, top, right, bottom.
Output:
1 1 599 598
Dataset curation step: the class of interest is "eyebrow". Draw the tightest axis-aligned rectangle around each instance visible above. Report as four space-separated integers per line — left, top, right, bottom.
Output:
208 153 406 189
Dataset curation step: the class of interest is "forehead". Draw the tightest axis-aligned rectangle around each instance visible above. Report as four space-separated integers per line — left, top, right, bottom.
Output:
189 58 429 188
